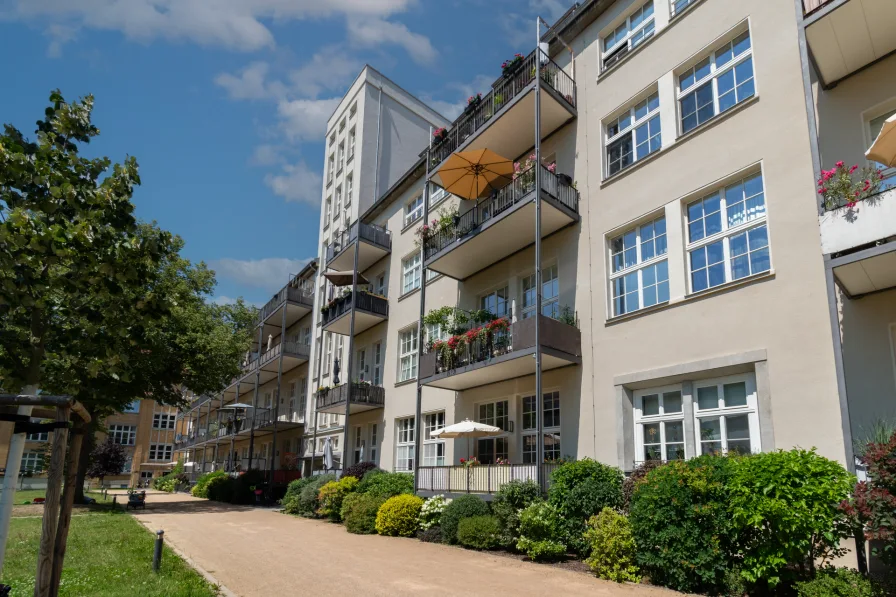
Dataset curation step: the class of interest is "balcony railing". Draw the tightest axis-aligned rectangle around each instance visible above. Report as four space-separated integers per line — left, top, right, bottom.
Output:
316 382 386 412
424 165 579 261
803 0 835 16
428 48 576 170
260 339 311 365
326 221 392 264
319 290 389 328
260 280 314 322
417 463 560 494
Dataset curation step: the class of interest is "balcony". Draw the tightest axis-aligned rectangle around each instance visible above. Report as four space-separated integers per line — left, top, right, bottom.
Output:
258 338 311 384
417 463 560 495
803 0 896 85
259 279 315 339
423 166 579 280
326 221 392 272
319 290 389 336
419 315 581 391
316 382 385 415
428 48 576 173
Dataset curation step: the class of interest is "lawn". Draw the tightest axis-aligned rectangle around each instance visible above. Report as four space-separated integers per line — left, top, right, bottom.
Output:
0 489 47 504
1 510 218 596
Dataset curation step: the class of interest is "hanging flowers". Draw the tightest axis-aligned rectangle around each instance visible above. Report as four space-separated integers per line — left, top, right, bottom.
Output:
433 127 448 143
486 317 509 333
466 93 482 110
501 54 524 77
817 161 884 211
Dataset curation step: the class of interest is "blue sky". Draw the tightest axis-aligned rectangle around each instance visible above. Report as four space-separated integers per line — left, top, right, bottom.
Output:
0 0 567 306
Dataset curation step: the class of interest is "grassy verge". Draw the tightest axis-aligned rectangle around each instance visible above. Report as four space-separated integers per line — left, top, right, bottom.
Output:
1 509 217 596
0 489 47 504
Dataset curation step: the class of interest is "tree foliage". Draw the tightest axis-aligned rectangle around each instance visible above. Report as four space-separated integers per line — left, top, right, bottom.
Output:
86 438 127 483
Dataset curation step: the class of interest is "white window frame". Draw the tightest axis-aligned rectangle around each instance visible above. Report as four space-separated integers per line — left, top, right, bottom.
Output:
685 171 770 294
425 322 448 345
26 431 49 442
521 264 559 320
345 174 353 207
479 285 509 318
395 417 415 471
476 399 510 463
405 194 424 227
334 186 342 221
429 184 447 208
327 153 335 184
324 197 332 229
601 1 655 70
521 391 561 463
423 411 446 466
693 373 760 456
109 424 136 446
402 253 421 294
347 126 356 161
369 423 378 463
398 324 419 383
677 28 755 135
337 141 345 172
21 452 44 473
634 385 686 463
671 0 700 16
605 92 661 177
608 214 669 316
149 444 173 461
153 413 176 430
372 342 383 386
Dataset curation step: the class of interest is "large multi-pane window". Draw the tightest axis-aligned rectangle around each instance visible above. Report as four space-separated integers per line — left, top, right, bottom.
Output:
347 127 356 160
634 387 685 462
672 0 698 16
327 153 335 184
423 412 446 466
405 195 424 226
477 400 509 465
480 286 509 318
606 92 661 177
395 417 415 471
149 444 173 461
521 265 559 319
402 253 421 294
337 141 345 172
602 1 655 69
609 215 669 316
398 325 418 383
679 30 754 134
21 452 44 473
695 375 759 456
153 413 176 430
687 173 769 293
522 392 562 463
108 425 136 446
26 431 49 442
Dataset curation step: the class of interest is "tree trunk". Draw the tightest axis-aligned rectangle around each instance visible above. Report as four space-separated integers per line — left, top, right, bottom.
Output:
73 414 98 504
50 421 85 595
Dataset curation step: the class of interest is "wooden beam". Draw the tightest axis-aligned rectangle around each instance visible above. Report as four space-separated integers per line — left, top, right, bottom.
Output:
34 405 70 597
0 395 90 424
49 422 85 595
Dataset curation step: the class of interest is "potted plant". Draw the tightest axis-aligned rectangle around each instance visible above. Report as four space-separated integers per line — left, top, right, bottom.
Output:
817 161 884 210
501 54 524 78
433 127 448 143
465 93 482 113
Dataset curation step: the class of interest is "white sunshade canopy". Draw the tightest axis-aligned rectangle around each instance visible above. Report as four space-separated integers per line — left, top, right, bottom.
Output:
430 419 502 438
866 113 896 168
219 403 254 409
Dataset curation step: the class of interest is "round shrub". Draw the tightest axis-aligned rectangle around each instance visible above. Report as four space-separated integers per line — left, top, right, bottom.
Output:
457 515 501 550
516 500 566 561
375 494 424 537
730 449 855 589
192 470 227 498
357 470 414 498
341 492 386 534
583 508 640 583
342 462 381 481
629 455 737 595
206 474 235 503
491 480 541 547
280 476 317 514
317 476 359 521
795 567 885 597
231 469 266 504
418 495 450 531
440 494 490 544
548 458 624 554
296 474 336 517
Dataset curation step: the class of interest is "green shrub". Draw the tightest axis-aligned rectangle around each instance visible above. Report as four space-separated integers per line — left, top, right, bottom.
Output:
730 449 854 588
548 458 624 554
418 527 442 543
296 474 336 517
341 492 386 534
192 470 227 498
418 495 450 531
357 470 414 498
629 455 737 595
317 476 359 521
231 469 266 504
583 508 640 583
491 480 541 547
375 494 424 537
516 501 566 561
342 462 380 480
440 494 490 544
847 429 896 568
795 568 884 597
622 460 662 514
206 474 235 503
457 515 501 550
280 476 318 514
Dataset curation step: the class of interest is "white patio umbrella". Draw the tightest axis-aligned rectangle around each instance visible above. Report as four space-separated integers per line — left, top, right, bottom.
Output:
219 403 253 409
431 419 502 461
866 113 896 168
323 436 334 470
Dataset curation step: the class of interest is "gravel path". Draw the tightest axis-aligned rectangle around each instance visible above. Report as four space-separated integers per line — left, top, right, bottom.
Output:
129 492 678 597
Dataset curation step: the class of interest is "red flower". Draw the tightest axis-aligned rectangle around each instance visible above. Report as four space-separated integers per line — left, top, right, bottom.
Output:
847 201 857 208
835 160 844 168
849 164 859 173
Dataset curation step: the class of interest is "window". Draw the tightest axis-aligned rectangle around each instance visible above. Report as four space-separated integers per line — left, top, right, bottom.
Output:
521 265 559 319
425 322 447 345
149 444 173 461
153 413 176 430
695 375 760 456
423 412 446 466
478 400 509 431
374 272 386 297
429 184 446 207
634 387 685 462
869 109 896 187
109 425 136 446
21 452 44 473
122 455 132 474
337 142 345 172
686 172 769 293
480 286 509 318
26 431 49 442
405 195 424 226
123 401 140 413
327 154 335 184
339 117 346 132
610 215 669 316
672 0 698 15
602 1 655 69
679 30 754 134
334 187 342 221
398 325 419 383
324 197 332 228
345 174 353 207
324 334 333 377
402 253 421 294
395 417 415 471
347 127 356 160
606 92 661 176
349 102 357 118
369 423 378 463
522 392 562 463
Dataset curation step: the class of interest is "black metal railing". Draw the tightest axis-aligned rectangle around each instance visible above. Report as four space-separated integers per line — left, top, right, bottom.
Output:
260 278 314 321
416 463 560 494
424 165 579 260
252 408 275 428
325 221 392 264
260 338 311 364
315 382 386 411
428 48 576 169
319 291 389 328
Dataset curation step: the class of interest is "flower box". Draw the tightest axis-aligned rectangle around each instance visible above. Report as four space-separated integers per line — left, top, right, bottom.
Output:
500 54 524 79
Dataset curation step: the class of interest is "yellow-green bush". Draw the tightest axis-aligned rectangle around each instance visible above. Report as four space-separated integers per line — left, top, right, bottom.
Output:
583 508 640 583
375 494 424 537
317 476 359 521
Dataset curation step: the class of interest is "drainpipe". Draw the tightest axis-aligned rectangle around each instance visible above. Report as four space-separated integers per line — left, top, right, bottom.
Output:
414 132 433 491
341 241 361 470
373 85 384 206
534 17 546 490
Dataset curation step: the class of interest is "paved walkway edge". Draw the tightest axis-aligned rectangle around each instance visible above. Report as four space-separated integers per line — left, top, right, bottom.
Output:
133 517 237 597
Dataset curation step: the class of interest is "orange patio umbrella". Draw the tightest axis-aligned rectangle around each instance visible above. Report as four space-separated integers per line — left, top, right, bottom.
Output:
434 148 514 200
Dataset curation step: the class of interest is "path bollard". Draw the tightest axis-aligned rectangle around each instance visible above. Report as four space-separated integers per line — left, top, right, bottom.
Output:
152 530 164 572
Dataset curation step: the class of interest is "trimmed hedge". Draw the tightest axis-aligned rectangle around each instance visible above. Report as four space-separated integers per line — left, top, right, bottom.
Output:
192 470 227 498
281 476 318 514
375 494 424 537
440 494 490 544
357 470 414 498
206 474 235 503
341 492 386 534
457 515 501 550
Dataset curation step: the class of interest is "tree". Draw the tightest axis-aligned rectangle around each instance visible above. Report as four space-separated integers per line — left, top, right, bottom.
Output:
86 438 127 487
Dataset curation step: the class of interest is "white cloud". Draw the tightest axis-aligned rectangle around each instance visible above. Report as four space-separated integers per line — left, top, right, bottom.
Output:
500 13 535 49
288 48 361 99
211 257 313 291
250 144 286 167
264 160 322 205
422 74 494 121
276 97 341 141
44 23 77 57
347 16 437 65
11 0 416 52
529 0 569 22
214 61 287 100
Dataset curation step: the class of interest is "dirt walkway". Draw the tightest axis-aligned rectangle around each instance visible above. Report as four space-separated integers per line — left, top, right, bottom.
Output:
128 492 675 597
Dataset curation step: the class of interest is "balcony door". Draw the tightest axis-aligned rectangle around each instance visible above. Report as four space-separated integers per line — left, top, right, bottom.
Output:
357 347 367 382
476 400 510 464
372 342 383 386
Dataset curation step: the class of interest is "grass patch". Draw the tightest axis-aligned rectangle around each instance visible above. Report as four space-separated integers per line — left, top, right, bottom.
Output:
0 489 47 504
1 509 217 596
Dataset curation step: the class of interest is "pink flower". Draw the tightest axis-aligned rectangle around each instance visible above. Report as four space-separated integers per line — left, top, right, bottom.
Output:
847 201 857 208
819 187 828 194
835 160 844 168
849 164 858 173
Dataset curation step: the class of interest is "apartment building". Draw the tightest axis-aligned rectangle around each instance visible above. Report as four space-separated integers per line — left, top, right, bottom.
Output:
0 398 179 489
